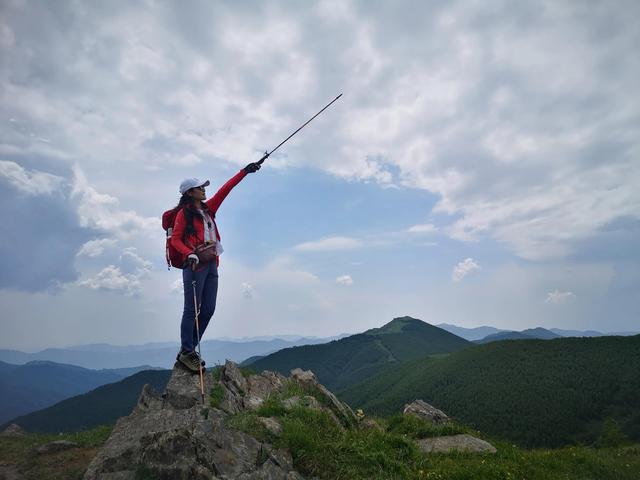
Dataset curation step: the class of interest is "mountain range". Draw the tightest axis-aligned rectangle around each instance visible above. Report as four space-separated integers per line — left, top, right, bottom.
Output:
0 335 346 370
0 361 154 425
5 317 640 449
437 323 638 342
340 334 640 447
3 369 171 433
248 316 471 390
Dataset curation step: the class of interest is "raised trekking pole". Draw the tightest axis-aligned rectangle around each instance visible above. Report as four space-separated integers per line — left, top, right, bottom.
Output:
191 278 206 405
256 93 342 165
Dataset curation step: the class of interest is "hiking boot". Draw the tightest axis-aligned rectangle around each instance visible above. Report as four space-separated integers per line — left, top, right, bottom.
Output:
178 351 201 372
176 351 206 367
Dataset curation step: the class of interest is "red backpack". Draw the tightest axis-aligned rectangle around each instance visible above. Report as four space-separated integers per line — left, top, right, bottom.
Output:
162 207 187 269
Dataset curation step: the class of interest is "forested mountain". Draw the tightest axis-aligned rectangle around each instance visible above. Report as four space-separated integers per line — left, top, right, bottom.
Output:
436 323 505 340
248 317 471 390
476 327 560 343
475 331 537 343
3 369 171 433
340 335 640 447
0 361 153 425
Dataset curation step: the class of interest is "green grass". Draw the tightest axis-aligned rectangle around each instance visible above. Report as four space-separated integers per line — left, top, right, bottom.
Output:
209 384 225 408
0 425 112 480
385 414 471 438
225 403 640 480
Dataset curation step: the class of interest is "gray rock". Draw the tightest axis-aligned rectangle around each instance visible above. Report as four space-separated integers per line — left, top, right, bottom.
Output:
222 360 249 397
0 464 20 480
403 400 450 425
290 369 357 427
416 434 497 454
258 417 283 436
243 371 287 410
36 440 79 454
359 418 383 432
83 364 304 480
282 396 321 410
1 424 26 437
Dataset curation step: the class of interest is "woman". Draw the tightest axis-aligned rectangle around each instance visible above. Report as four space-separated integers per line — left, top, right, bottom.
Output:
170 162 261 372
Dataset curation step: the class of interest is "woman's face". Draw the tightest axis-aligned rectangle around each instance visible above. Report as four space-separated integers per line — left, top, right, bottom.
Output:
188 186 206 202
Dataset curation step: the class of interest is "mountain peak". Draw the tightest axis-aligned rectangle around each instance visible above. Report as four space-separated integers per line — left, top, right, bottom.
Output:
365 316 427 335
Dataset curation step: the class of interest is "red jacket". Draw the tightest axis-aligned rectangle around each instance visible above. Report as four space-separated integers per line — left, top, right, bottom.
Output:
170 169 248 266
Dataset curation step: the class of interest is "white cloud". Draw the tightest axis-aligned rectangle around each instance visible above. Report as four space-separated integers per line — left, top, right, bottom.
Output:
407 224 438 234
294 236 363 252
336 275 354 286
77 238 118 258
170 278 183 294
242 282 254 299
78 247 152 295
174 153 202 166
78 266 140 295
545 290 576 304
0 160 64 195
452 258 481 282
120 247 153 274
71 165 157 239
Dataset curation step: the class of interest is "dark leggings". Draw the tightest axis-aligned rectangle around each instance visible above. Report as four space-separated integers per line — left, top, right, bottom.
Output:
180 261 218 352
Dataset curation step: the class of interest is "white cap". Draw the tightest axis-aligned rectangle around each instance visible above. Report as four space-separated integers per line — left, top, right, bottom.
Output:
179 178 210 195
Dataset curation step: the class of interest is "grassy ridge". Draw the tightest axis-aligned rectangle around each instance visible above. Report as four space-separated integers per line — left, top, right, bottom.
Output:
225 383 640 480
340 335 640 447
0 426 112 480
249 317 471 390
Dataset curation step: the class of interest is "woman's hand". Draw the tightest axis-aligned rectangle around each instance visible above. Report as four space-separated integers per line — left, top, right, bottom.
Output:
243 162 262 174
188 253 199 269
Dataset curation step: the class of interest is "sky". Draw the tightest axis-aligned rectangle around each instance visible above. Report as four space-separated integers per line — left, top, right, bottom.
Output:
1 0 638 351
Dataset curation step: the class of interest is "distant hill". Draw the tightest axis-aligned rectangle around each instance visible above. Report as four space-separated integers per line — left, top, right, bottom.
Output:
476 327 560 344
436 323 505 341
4 369 171 433
550 328 604 337
0 336 344 369
248 317 471 391
521 327 561 339
0 361 153 425
340 335 640 447
475 331 533 343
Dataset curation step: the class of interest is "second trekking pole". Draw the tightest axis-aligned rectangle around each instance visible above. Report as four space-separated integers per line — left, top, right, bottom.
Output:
191 278 205 405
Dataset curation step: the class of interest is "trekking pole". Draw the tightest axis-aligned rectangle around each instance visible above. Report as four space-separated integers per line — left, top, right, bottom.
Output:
191 278 205 405
256 93 342 165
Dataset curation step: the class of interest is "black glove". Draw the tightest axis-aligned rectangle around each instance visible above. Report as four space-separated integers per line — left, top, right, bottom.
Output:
244 162 261 174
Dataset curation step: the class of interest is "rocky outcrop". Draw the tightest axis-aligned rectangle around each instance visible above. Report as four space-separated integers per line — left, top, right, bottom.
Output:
404 399 497 454
290 368 357 427
403 399 450 425
1 424 25 437
36 440 79 454
417 434 497 454
217 362 288 414
84 361 356 479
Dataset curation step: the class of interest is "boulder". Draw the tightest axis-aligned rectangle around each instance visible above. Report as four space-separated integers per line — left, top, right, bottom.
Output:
258 417 283 436
244 370 287 411
403 400 450 425
282 396 321 410
83 364 304 480
0 464 20 480
1 424 25 437
290 369 357 427
416 434 497 454
36 440 79 454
